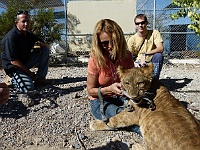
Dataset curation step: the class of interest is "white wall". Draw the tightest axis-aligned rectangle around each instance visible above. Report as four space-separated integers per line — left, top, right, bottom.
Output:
67 0 136 34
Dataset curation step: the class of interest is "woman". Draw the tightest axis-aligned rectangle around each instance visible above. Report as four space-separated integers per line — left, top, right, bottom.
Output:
87 19 140 133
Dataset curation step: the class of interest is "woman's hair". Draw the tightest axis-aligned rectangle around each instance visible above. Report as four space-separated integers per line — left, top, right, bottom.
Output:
134 14 148 23
90 19 128 68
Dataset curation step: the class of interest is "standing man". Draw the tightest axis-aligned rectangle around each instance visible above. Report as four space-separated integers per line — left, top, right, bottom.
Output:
128 14 164 79
1 11 51 100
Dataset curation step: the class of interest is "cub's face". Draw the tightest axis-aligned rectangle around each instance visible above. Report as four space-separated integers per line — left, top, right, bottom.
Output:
117 63 154 99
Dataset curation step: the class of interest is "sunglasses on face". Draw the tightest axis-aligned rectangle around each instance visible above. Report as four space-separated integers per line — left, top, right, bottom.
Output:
135 21 146 25
16 10 29 16
100 40 110 47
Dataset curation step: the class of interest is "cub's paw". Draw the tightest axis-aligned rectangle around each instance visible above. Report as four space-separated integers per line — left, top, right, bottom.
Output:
90 119 110 131
131 143 147 150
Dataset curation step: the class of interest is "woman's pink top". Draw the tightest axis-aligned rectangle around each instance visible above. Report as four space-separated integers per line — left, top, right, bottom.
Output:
87 50 134 100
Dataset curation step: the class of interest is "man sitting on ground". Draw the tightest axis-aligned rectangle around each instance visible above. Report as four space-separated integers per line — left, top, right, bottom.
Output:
1 11 52 104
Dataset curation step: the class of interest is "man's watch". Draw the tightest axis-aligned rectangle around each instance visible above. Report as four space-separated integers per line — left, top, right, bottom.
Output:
142 52 146 56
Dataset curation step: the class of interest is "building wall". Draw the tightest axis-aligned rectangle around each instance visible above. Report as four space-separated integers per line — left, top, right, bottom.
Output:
67 0 136 34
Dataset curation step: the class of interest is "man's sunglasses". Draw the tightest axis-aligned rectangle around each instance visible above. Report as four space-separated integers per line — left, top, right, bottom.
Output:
135 21 146 25
16 10 29 15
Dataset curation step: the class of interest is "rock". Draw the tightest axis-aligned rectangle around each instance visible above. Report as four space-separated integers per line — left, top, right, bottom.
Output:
18 94 35 107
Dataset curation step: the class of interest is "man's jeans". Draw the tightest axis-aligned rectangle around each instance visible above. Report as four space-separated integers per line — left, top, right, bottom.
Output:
10 47 50 93
90 96 141 135
152 53 164 79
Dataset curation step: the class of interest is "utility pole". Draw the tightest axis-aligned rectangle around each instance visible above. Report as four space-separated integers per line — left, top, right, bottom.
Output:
153 0 156 29
64 0 68 58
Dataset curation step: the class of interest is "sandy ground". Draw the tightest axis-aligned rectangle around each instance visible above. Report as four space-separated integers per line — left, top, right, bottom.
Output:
0 62 199 149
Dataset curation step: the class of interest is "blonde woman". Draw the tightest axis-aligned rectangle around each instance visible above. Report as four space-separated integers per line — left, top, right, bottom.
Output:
87 19 140 134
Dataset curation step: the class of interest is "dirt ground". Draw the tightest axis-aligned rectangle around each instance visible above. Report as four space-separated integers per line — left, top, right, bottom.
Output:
0 62 199 150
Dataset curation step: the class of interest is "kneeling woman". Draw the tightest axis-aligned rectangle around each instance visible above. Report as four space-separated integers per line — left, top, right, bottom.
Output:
87 19 140 134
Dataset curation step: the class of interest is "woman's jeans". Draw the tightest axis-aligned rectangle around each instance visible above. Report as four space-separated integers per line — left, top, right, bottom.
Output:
90 96 141 135
10 47 50 93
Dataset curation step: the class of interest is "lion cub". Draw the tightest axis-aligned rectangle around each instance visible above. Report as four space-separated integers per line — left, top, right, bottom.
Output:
90 63 200 150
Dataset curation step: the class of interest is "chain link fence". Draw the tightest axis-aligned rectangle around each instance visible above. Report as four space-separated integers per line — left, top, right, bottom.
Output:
136 0 200 60
66 0 200 63
1 0 200 64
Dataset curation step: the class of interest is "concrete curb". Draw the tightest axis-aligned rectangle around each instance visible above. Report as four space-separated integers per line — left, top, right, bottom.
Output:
166 59 200 64
79 57 200 65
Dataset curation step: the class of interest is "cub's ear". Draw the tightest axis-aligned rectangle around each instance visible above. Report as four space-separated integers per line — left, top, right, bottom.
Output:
117 66 137 78
141 62 154 80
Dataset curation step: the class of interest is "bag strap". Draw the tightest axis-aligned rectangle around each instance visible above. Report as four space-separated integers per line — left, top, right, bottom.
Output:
133 31 149 61
98 87 109 123
138 38 145 53
138 30 149 53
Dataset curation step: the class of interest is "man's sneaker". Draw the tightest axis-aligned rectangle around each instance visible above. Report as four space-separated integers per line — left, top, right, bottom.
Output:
34 77 54 87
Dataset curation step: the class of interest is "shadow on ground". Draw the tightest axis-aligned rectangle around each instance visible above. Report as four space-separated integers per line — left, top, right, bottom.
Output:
0 75 87 119
160 77 193 91
0 99 29 119
88 140 129 150
52 76 86 85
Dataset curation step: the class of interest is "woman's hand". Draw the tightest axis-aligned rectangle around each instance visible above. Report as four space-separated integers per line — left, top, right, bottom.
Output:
0 83 10 107
109 82 123 95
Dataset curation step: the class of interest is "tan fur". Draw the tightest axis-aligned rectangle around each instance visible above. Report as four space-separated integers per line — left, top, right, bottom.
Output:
90 63 200 150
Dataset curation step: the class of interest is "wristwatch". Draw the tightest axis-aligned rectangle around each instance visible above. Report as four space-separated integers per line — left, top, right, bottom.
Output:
142 52 146 56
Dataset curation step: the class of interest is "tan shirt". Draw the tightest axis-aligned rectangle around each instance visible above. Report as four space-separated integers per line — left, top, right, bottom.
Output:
127 30 163 62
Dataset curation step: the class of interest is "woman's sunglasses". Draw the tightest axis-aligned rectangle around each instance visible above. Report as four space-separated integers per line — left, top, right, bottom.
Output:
135 21 146 25
100 40 113 47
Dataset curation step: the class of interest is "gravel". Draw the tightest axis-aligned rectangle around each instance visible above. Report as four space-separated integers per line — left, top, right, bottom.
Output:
0 62 199 150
